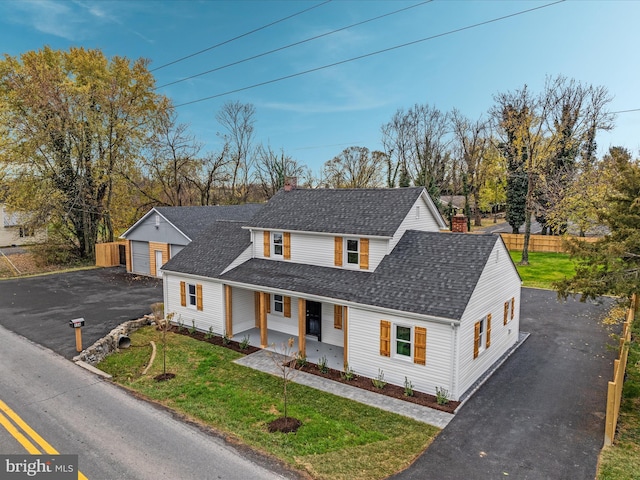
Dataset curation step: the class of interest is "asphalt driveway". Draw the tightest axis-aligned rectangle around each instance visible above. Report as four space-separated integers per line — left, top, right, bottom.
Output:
391 288 615 480
0 267 162 358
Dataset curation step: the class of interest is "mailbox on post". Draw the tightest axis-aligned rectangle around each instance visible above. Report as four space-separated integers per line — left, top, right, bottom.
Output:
69 318 85 328
69 317 85 351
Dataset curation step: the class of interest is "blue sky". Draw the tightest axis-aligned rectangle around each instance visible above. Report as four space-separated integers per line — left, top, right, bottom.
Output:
1 0 639 175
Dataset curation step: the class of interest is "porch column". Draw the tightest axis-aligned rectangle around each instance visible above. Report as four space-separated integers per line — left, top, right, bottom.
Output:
343 306 348 368
225 285 233 337
259 291 268 348
298 298 306 357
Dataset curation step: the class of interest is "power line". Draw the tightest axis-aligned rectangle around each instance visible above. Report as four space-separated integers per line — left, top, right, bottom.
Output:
612 108 640 114
155 1 433 90
150 0 332 72
174 0 566 108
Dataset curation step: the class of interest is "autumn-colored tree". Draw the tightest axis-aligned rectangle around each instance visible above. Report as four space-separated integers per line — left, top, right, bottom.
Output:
555 148 640 300
0 47 170 259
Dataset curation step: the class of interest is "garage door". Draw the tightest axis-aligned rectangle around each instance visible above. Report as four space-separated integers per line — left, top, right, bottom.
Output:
131 241 150 275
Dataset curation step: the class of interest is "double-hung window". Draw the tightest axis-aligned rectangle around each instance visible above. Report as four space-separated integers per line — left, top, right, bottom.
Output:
395 325 412 358
188 283 197 308
273 294 284 314
474 314 491 359
273 232 283 257
346 239 359 265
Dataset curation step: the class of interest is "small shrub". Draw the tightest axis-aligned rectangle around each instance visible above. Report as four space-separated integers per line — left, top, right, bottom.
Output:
205 326 214 339
177 317 185 332
239 335 250 350
296 353 308 368
189 320 197 335
222 332 231 345
372 368 387 389
435 386 450 405
341 363 355 381
404 377 414 397
318 355 329 374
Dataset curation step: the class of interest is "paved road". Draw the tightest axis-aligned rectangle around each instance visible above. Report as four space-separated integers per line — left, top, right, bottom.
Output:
391 288 615 480
0 324 292 479
0 267 163 358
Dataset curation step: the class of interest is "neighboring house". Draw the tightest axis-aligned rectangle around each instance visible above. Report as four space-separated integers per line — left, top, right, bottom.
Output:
161 187 521 401
120 204 264 277
0 204 46 247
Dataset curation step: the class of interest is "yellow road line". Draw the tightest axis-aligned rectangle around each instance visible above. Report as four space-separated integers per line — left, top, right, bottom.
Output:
0 409 41 454
0 399 89 480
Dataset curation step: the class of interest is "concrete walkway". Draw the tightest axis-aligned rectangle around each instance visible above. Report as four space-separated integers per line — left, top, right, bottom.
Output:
235 349 454 429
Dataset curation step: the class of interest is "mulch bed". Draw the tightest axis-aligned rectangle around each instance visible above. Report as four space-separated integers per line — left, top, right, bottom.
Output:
171 327 458 414
170 326 261 355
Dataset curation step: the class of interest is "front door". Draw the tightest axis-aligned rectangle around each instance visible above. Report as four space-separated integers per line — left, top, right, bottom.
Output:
154 250 163 277
306 301 322 341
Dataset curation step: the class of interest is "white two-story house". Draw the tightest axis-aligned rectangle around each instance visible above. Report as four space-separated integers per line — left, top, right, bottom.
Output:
161 187 521 401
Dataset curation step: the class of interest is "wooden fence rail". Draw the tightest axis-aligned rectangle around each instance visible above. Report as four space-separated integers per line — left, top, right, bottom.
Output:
499 233 599 253
604 294 636 447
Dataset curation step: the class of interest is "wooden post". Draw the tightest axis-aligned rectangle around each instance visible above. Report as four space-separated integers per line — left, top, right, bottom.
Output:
298 299 306 357
225 285 233 337
343 306 348 368
260 292 268 348
75 328 82 352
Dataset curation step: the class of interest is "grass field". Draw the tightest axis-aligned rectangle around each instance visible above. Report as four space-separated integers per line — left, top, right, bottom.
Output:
597 315 640 480
509 251 576 289
98 327 440 480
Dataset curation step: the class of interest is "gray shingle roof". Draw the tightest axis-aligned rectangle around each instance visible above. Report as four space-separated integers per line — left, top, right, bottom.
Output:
166 224 502 320
246 187 429 236
161 220 252 278
155 204 264 241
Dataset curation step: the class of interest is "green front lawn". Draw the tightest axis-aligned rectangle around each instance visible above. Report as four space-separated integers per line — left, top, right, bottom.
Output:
98 327 440 480
509 251 576 289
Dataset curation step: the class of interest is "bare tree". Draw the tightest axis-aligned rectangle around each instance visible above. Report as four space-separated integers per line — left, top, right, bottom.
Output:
183 148 231 205
321 146 385 188
450 110 490 226
137 112 203 206
254 144 307 199
215 101 256 203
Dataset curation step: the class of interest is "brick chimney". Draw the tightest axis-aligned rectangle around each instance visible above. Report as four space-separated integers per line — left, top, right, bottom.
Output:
451 214 468 233
284 176 298 192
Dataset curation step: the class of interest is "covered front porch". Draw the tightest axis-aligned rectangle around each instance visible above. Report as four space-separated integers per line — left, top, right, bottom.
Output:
224 285 349 371
231 328 345 371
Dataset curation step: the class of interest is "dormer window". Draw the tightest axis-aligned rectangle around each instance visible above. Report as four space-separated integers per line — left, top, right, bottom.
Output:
273 232 283 256
346 239 359 265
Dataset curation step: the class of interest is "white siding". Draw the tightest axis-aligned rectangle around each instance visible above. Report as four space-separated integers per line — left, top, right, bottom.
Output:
163 273 225 335
266 296 299 337
222 245 252 274
320 302 344 347
455 240 521 399
348 307 453 398
390 195 443 251
254 229 389 271
285 232 333 267
231 287 255 334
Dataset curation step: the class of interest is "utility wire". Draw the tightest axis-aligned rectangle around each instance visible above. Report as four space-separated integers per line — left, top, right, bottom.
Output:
156 1 433 90
174 0 566 108
150 0 332 72
612 108 640 114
